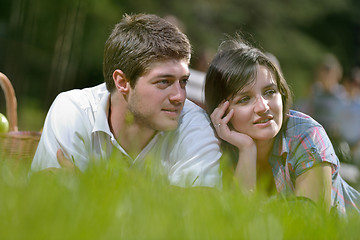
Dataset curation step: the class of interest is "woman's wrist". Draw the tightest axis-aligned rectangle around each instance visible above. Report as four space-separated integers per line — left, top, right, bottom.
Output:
234 144 257 191
235 138 256 152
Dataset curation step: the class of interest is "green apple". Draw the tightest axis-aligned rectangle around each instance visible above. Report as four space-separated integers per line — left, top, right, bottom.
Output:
0 113 9 133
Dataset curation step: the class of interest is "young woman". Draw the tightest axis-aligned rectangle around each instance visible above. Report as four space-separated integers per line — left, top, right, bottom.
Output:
205 37 360 215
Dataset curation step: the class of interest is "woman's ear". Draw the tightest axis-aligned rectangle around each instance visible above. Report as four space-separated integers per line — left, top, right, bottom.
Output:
113 69 130 94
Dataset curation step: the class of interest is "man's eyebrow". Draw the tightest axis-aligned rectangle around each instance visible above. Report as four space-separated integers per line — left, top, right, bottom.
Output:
155 73 190 78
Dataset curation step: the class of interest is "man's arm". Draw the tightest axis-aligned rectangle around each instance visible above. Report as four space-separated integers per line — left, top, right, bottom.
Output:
31 92 90 172
34 149 79 175
57 149 78 172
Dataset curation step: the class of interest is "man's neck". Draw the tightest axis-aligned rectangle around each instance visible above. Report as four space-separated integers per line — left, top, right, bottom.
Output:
109 95 156 158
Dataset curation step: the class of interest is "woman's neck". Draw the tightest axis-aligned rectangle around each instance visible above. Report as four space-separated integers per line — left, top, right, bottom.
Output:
255 138 276 194
255 138 275 173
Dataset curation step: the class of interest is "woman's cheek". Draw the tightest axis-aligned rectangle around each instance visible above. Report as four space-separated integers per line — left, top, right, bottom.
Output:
230 110 248 133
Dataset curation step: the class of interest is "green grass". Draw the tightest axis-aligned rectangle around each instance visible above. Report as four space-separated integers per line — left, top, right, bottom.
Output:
0 157 359 240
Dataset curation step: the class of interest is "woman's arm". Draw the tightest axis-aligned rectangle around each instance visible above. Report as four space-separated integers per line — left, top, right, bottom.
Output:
295 163 332 211
234 144 257 192
210 101 257 192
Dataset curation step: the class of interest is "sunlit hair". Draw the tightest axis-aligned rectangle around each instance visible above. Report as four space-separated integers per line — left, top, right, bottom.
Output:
205 37 292 125
103 13 191 92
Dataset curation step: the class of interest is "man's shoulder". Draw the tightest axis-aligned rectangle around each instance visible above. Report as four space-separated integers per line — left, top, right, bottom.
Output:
182 99 207 114
180 100 209 123
172 100 212 134
55 83 107 110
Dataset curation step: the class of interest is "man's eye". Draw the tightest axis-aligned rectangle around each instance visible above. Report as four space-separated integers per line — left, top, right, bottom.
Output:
180 79 188 88
156 80 170 87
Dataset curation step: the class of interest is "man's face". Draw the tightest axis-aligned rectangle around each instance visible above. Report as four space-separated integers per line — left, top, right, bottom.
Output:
127 59 189 131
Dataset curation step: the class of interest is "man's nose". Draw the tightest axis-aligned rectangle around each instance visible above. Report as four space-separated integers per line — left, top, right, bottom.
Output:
169 82 186 104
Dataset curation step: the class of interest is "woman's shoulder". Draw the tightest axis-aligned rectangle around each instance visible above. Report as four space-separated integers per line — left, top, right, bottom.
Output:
286 110 322 132
287 110 316 121
283 110 330 143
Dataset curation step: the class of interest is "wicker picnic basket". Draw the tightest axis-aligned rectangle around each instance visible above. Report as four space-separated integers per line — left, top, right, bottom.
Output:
0 72 41 163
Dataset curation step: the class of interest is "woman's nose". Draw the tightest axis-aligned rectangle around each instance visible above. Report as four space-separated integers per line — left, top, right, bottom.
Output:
254 96 270 114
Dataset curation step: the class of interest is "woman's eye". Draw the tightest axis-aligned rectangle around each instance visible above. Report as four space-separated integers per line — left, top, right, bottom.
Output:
265 89 277 96
237 96 250 104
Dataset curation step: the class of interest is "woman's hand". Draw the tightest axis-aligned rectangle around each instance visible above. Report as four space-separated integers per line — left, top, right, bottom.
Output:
211 101 257 191
210 101 255 149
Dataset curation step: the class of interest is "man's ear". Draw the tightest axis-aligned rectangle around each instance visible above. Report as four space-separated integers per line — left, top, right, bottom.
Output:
113 69 130 94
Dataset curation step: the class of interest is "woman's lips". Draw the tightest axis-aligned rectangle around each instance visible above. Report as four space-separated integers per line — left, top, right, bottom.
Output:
253 116 273 125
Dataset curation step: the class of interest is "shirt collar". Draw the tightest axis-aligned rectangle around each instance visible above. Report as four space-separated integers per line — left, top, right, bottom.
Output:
272 130 289 157
91 91 166 138
92 91 112 136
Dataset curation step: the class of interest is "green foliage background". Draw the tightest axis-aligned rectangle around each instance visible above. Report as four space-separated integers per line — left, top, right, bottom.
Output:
1 0 359 131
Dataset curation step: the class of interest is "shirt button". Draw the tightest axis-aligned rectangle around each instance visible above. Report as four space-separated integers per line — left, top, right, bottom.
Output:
310 147 317 154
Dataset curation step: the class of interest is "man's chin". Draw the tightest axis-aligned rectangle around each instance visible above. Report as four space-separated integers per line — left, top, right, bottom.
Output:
157 120 179 131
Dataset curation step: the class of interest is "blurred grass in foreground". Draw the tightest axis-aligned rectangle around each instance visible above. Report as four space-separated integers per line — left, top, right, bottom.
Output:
0 156 359 240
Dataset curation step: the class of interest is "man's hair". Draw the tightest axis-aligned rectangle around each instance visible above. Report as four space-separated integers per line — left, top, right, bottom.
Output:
103 13 191 92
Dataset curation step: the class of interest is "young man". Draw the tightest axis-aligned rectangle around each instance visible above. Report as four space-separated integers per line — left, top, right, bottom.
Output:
31 13 222 188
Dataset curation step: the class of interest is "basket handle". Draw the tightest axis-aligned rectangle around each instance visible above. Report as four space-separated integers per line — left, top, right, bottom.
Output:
0 72 18 132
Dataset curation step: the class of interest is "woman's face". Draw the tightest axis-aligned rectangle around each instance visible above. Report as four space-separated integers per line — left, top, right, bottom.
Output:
228 65 283 142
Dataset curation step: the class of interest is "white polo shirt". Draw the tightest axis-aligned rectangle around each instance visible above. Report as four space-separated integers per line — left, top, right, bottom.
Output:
31 83 222 188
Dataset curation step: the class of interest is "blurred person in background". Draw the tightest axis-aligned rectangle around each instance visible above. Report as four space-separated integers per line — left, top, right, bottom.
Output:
163 15 214 109
295 54 352 164
340 67 360 168
306 54 347 138
205 37 360 215
31 13 222 188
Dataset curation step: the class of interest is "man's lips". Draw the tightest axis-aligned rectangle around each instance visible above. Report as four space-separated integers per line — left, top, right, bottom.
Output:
162 108 180 113
161 107 182 117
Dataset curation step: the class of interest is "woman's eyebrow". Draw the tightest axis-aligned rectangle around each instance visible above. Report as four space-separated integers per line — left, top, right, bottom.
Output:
236 83 278 96
264 83 278 88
